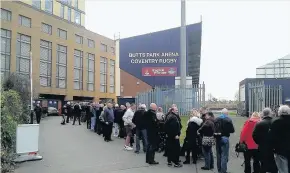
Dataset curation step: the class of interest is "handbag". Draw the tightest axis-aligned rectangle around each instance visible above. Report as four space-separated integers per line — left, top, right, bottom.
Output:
235 142 248 153
202 136 215 146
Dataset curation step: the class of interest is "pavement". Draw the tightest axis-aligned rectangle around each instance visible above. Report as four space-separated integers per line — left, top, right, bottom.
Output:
15 116 245 173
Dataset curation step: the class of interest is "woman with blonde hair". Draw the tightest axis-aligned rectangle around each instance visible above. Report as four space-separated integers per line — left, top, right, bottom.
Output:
183 108 203 164
239 112 261 173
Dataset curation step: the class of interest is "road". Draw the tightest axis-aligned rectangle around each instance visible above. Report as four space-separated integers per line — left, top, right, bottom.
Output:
15 117 245 173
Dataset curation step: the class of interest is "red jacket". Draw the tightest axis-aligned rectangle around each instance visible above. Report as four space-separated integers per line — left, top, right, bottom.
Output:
240 118 260 150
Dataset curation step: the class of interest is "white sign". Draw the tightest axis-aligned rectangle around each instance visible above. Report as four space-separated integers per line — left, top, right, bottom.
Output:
16 124 40 154
129 52 179 64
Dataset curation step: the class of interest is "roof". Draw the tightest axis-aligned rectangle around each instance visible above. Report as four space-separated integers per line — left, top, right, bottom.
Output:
257 54 290 69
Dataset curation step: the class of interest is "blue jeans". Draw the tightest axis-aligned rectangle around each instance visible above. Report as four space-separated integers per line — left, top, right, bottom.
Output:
91 117 96 130
275 154 289 173
216 137 229 173
135 129 148 152
202 146 214 169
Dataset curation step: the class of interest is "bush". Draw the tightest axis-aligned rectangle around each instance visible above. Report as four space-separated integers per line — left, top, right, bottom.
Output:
1 73 36 172
1 90 23 173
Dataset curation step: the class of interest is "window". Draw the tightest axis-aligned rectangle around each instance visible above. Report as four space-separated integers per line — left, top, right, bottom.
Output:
87 53 95 91
41 23 52 35
74 10 81 25
101 43 107 52
32 0 41 9
74 49 83 90
57 28 67 40
88 39 95 48
100 57 107 92
16 33 31 79
19 15 31 28
75 34 83 44
74 0 78 8
1 29 11 78
1 8 12 21
109 60 115 93
60 4 64 18
56 45 67 88
67 8 71 21
111 47 115 55
39 40 52 87
45 0 53 14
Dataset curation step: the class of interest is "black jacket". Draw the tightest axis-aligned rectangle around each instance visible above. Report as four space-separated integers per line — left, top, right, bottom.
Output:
252 116 273 148
114 108 125 124
164 112 181 139
214 115 235 138
185 116 203 145
34 106 42 115
132 108 146 130
252 116 278 172
269 114 290 157
73 104 81 116
144 109 159 144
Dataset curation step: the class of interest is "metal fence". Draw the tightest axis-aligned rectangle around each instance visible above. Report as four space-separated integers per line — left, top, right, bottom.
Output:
248 82 282 113
135 84 206 115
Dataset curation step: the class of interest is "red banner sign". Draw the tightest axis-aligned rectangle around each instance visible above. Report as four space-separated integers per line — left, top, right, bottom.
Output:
142 67 177 76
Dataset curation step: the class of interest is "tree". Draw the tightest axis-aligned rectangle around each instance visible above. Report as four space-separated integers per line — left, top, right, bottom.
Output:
2 73 39 123
234 90 239 102
1 90 23 172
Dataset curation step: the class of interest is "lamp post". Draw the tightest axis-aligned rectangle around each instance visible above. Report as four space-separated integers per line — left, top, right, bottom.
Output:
30 51 34 124
180 0 187 88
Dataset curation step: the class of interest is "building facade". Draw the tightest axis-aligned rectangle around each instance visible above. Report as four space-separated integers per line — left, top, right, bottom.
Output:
256 54 290 78
116 23 202 97
1 0 116 103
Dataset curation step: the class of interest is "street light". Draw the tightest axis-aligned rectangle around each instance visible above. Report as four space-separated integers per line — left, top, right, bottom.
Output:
30 51 34 124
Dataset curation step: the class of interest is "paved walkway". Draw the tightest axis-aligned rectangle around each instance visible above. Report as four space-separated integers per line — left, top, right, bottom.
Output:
15 117 244 173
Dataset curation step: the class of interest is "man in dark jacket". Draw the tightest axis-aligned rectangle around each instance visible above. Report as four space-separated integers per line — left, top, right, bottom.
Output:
66 102 73 123
132 104 147 154
103 103 114 142
214 108 235 173
144 103 159 165
95 104 103 134
73 103 81 125
252 108 278 173
115 105 126 138
164 106 182 168
34 104 42 124
269 105 290 173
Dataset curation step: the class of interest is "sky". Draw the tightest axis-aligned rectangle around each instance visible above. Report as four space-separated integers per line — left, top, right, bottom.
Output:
85 0 290 100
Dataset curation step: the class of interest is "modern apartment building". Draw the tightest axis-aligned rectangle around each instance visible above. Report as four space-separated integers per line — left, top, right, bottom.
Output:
1 0 116 104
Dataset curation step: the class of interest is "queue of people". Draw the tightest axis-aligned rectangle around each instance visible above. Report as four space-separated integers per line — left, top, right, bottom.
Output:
61 101 290 173
239 105 290 173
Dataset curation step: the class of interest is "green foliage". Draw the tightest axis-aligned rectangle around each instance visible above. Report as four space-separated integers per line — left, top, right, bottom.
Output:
1 90 23 173
1 73 36 172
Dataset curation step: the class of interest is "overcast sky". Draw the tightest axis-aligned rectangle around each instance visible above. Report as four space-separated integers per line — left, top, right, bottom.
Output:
85 0 290 100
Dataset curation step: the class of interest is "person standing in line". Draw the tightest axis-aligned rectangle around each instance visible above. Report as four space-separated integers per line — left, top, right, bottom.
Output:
164 106 182 168
122 103 136 150
34 103 42 124
198 112 215 170
95 104 103 134
144 103 159 165
156 107 166 153
90 103 97 131
72 103 82 125
269 105 290 173
86 103 92 129
240 112 261 173
113 104 120 137
103 103 114 142
214 108 235 173
183 109 203 165
132 104 148 154
252 108 278 173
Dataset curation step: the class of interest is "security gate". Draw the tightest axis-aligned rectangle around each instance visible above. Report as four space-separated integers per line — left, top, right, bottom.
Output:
248 82 282 114
135 84 205 116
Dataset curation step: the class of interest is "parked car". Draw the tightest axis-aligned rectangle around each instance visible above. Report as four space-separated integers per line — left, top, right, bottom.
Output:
47 107 58 116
